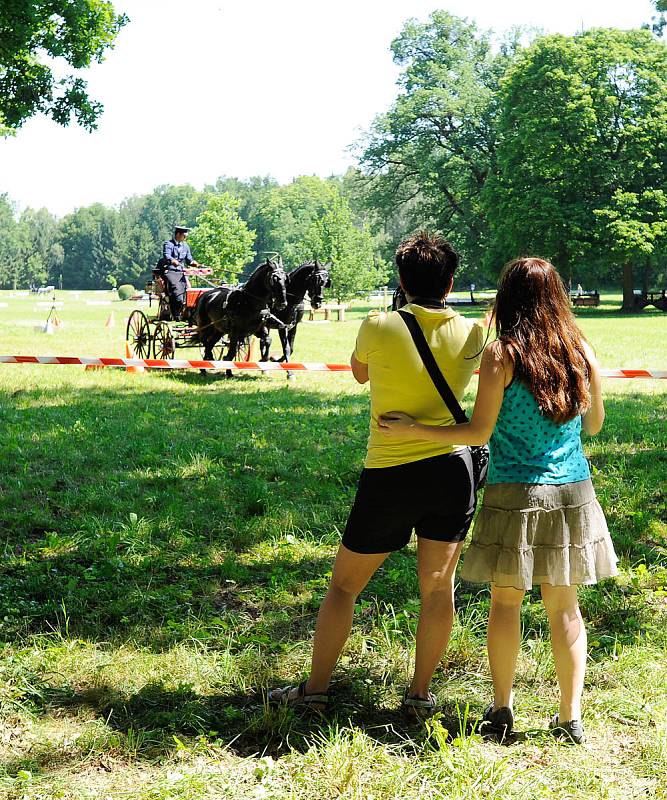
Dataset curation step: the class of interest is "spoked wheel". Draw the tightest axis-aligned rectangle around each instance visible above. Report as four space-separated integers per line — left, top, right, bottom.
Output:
236 335 252 362
126 310 151 358
153 321 175 359
199 340 226 362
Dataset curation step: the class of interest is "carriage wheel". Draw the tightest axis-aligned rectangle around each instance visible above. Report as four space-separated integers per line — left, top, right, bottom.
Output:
126 310 151 358
198 340 226 361
236 335 252 362
153 321 175 359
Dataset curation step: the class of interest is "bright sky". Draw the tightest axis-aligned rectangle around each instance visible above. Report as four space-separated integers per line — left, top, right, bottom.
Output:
0 0 658 218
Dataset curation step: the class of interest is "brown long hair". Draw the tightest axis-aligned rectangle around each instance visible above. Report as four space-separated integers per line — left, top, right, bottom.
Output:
494 257 590 423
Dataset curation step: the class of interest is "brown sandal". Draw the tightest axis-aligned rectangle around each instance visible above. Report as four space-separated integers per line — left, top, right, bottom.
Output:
402 689 437 719
268 679 329 711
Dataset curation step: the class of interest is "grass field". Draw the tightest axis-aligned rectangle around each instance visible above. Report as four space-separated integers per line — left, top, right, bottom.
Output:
0 290 665 799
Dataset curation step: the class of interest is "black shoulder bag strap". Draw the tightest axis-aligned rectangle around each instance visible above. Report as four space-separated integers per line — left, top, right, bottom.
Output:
397 309 467 423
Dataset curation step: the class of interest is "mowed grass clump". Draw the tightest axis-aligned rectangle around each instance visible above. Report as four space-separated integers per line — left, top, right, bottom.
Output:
0 290 665 798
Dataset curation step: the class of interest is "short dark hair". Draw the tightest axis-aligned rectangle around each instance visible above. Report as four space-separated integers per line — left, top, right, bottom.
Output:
395 231 459 298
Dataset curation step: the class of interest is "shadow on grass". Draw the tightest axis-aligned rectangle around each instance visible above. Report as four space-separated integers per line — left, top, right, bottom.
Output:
1 672 494 769
0 382 664 647
0 378 665 758
0 378 365 642
590 393 667 564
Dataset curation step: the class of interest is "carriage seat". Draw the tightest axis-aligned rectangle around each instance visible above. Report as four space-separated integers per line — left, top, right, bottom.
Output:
186 288 212 308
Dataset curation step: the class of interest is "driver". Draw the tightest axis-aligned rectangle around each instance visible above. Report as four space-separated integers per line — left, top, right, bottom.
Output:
158 225 202 318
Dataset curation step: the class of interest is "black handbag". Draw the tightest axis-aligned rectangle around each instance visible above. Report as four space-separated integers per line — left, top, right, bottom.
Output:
398 310 489 490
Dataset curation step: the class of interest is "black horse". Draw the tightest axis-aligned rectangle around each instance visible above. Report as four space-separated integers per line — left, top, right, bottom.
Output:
258 260 332 362
196 258 288 372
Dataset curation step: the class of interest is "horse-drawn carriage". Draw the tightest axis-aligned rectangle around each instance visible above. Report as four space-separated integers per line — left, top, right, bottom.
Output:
125 266 248 361
125 258 331 368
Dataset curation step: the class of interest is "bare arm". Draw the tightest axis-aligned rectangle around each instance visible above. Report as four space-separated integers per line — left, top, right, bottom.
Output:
378 343 508 445
351 353 369 384
581 341 604 435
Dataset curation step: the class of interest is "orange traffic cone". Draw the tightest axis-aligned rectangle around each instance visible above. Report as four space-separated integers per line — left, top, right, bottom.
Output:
51 312 62 328
105 311 115 328
125 341 145 374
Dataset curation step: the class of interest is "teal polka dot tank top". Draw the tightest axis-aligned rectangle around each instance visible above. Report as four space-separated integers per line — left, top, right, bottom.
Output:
488 380 590 485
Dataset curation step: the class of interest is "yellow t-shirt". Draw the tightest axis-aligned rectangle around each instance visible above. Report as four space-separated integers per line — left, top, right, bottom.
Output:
354 303 485 469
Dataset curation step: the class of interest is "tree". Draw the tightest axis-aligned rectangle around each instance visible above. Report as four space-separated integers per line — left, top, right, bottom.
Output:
304 195 388 302
594 190 667 306
24 252 48 286
334 168 399 282
257 176 341 267
205 175 278 264
356 12 524 284
118 185 208 283
0 194 25 288
645 0 667 36
48 242 64 286
18 207 60 283
484 29 667 306
188 193 255 283
0 0 127 132
58 203 124 289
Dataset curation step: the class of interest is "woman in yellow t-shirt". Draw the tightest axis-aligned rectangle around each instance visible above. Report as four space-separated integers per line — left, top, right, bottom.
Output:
270 231 485 716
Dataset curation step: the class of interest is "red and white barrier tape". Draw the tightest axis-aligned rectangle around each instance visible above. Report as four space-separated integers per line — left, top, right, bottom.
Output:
0 355 350 371
0 355 665 378
599 369 667 379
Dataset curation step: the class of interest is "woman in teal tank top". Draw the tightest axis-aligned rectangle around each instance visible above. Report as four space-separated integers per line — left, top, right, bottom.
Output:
488 379 590 485
379 257 617 745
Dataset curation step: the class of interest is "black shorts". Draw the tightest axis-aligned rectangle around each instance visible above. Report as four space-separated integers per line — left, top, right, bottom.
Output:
342 450 476 554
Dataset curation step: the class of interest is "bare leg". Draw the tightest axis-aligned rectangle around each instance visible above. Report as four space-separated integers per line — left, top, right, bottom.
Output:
305 544 389 694
487 584 525 709
541 584 586 721
409 538 463 698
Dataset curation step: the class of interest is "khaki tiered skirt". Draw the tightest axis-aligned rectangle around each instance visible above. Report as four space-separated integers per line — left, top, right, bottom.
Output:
460 479 618 590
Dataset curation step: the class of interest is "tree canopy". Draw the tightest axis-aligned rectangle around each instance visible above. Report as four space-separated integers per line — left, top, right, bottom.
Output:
356 11 522 283
188 193 255 283
5 12 667 303
483 28 667 307
647 0 667 35
0 175 388 298
304 194 387 302
0 0 127 132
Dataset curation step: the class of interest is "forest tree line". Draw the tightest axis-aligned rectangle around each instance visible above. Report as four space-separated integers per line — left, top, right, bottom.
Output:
2 11 667 308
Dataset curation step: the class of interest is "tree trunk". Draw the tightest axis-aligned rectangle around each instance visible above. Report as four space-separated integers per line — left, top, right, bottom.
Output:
621 262 637 312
